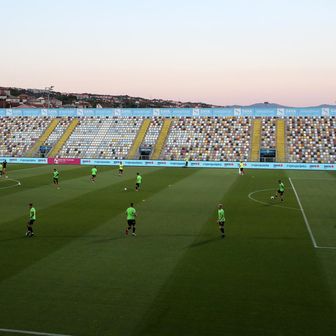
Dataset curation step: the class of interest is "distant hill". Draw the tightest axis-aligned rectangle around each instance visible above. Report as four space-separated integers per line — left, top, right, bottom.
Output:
227 102 336 109
0 86 221 109
1 86 335 109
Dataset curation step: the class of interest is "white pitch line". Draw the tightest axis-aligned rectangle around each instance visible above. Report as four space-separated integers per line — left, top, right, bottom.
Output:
290 178 336 181
248 188 300 211
289 177 319 248
0 328 73 336
0 178 21 190
316 246 336 250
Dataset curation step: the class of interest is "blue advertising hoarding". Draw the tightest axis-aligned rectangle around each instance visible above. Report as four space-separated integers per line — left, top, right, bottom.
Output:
0 107 335 117
1 157 333 171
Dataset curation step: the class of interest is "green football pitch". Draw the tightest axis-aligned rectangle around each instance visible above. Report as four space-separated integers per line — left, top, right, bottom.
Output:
0 164 335 336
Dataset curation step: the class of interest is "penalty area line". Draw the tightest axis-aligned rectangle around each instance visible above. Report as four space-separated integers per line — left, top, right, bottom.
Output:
0 328 73 336
288 177 336 250
289 177 336 250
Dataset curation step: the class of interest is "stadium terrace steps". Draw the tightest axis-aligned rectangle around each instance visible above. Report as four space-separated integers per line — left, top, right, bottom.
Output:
276 119 286 162
25 118 60 157
152 118 173 160
48 118 79 157
250 118 261 161
127 118 152 159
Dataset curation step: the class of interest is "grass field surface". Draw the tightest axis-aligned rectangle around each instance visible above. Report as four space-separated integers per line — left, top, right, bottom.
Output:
0 165 335 336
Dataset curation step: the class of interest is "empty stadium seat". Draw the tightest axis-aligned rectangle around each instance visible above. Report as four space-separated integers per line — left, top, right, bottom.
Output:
0 117 51 157
58 117 143 159
1 115 334 164
143 117 163 146
45 117 73 147
160 117 251 161
260 117 277 149
287 117 336 163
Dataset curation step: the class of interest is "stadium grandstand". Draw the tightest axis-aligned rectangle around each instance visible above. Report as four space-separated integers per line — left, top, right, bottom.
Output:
0 110 335 164
0 110 336 163
0 109 336 163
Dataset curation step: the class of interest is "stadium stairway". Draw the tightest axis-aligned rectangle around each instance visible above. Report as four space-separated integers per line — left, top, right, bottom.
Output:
151 118 173 160
276 118 286 162
25 118 60 157
127 118 151 159
48 118 79 157
250 118 261 161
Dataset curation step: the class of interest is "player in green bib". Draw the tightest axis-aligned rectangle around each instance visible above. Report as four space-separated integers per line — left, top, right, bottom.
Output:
91 166 98 182
125 202 137 236
135 172 142 191
217 204 226 238
274 180 285 202
53 168 60 189
26 203 36 237
118 162 124 176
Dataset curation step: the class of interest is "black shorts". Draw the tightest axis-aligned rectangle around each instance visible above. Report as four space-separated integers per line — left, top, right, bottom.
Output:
136 183 140 187
119 169 123 173
53 178 59 184
92 174 96 178
278 190 284 195
218 221 225 227
127 219 136 226
29 219 35 225
240 167 244 172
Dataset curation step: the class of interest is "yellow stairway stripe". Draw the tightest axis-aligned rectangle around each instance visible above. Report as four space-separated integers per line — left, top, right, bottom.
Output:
127 119 151 159
250 118 261 161
151 118 173 160
48 118 79 157
25 118 60 157
276 119 286 162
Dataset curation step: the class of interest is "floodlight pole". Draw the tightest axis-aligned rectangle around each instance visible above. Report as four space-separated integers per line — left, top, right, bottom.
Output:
45 85 54 108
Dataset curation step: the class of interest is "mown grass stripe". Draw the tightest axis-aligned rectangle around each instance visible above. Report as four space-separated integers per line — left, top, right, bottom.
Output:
0 169 233 336
0 168 198 284
136 169 336 336
0 166 161 224
0 165 114 199
3 164 44 172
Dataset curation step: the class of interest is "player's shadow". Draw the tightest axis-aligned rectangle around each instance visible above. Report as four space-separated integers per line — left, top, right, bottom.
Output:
188 236 222 248
0 236 27 242
89 233 200 244
252 236 300 241
89 236 125 243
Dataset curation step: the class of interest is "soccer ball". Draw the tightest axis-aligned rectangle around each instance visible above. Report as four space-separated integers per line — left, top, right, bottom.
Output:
124 187 127 191
270 196 274 200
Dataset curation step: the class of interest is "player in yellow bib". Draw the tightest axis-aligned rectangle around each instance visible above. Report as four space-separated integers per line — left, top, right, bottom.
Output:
118 162 124 176
239 161 245 175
